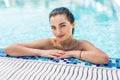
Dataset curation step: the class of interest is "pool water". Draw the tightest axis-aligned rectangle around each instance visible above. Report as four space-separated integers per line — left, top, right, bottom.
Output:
0 0 120 58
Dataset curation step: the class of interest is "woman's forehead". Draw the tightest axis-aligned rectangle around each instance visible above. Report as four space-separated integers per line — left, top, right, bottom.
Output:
50 15 68 24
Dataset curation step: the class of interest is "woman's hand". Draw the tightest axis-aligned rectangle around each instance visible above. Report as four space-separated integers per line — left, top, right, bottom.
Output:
40 50 65 59
58 51 80 59
39 50 81 60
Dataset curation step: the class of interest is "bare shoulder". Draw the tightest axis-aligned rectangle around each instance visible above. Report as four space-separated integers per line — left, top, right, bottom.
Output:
78 40 97 51
80 40 94 46
19 38 53 49
76 39 92 45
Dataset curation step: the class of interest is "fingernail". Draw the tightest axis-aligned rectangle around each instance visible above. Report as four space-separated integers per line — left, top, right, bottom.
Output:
62 52 65 54
54 58 57 60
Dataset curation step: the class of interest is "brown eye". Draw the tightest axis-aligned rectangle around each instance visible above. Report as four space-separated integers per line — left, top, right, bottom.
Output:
61 25 66 28
51 26 56 30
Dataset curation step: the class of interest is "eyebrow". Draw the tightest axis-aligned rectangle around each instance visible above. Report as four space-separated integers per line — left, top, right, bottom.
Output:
51 22 66 27
59 22 66 26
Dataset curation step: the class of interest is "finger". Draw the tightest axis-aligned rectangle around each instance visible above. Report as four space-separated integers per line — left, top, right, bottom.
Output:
59 51 66 54
58 55 67 59
60 52 66 54
48 55 58 59
59 53 71 59
51 52 62 57
54 50 65 54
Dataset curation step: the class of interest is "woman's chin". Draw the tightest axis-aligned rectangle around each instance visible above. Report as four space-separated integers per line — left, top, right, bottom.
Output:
56 37 65 42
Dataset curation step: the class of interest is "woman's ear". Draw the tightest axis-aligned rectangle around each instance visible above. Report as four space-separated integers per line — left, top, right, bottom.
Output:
72 22 75 28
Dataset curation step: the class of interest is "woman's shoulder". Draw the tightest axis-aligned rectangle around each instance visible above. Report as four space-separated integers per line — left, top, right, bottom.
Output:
75 39 94 48
42 38 56 45
36 38 53 42
76 39 96 50
31 38 54 49
75 39 92 44
46 38 54 43
27 38 54 46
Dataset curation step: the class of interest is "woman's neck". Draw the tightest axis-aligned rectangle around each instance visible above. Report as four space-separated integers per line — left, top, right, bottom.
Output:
55 36 74 47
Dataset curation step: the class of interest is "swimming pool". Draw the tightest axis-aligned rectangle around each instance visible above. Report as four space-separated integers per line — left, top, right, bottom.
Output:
0 0 120 58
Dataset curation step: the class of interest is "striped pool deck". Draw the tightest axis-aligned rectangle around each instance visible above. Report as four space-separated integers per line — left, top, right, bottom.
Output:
0 48 120 80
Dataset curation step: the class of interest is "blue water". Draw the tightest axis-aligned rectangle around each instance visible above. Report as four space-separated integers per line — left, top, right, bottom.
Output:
0 0 120 58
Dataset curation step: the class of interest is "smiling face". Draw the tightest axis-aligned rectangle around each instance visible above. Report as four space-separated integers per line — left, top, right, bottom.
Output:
50 14 74 42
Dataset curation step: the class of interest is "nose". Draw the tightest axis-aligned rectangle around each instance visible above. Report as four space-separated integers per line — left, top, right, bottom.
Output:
56 28 62 35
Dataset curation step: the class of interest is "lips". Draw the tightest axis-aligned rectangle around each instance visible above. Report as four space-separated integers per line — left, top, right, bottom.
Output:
57 35 64 38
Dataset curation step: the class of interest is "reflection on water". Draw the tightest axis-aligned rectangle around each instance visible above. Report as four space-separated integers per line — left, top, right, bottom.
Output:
0 0 120 58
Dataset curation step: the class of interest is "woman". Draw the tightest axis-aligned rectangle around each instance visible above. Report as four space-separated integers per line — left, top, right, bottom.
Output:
4 7 108 64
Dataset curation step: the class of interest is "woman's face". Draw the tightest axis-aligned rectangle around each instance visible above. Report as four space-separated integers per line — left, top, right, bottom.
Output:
50 14 74 42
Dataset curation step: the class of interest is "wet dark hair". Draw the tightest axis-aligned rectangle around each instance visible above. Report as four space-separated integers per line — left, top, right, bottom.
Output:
49 7 75 35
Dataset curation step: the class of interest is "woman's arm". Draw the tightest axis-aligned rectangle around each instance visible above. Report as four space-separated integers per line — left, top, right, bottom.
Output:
4 38 64 59
71 50 108 64
79 40 109 64
4 38 49 56
4 44 42 56
59 40 109 64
